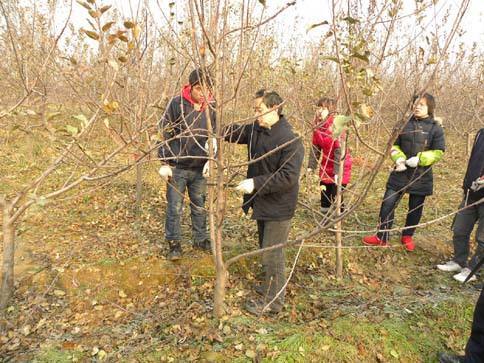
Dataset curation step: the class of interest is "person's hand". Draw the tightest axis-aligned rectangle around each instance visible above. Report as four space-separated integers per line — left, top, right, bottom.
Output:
471 177 484 192
235 179 254 194
405 156 419 168
204 137 217 154
202 161 210 177
158 165 173 181
395 157 407 172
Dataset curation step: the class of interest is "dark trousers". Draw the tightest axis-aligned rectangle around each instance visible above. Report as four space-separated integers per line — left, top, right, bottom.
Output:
165 168 207 243
256 220 291 310
465 285 484 362
320 182 347 209
452 196 484 269
376 188 426 242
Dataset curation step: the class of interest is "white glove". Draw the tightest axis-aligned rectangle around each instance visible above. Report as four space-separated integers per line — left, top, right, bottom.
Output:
158 165 173 180
202 161 210 177
395 157 407 172
236 179 255 194
204 137 217 155
471 177 484 192
405 156 419 168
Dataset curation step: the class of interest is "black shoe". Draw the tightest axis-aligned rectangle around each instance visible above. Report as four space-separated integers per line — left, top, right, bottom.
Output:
438 352 465 363
167 241 182 261
194 239 211 251
243 298 282 316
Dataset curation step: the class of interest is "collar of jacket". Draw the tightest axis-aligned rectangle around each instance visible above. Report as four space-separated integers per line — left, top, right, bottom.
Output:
412 116 433 123
256 115 287 134
181 84 213 111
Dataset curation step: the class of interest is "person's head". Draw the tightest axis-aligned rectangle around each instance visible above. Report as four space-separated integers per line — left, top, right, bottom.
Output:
253 89 284 128
315 97 337 120
412 93 435 119
189 68 213 104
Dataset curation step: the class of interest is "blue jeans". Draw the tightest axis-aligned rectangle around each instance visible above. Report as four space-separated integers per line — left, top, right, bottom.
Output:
165 168 207 243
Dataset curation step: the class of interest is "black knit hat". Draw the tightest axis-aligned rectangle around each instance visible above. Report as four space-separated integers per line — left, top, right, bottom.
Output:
188 68 213 88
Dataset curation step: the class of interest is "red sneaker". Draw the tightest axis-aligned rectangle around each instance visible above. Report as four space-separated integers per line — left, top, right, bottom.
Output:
363 235 388 247
401 236 415 251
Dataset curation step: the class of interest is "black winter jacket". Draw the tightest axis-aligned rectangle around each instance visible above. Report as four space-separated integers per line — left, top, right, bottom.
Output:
225 116 304 221
386 116 445 196
464 128 484 201
157 95 216 169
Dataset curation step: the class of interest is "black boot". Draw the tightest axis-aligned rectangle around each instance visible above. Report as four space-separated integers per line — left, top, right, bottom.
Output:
167 241 182 261
194 239 211 252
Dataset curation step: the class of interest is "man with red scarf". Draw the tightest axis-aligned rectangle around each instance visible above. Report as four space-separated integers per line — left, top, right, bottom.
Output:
157 68 216 260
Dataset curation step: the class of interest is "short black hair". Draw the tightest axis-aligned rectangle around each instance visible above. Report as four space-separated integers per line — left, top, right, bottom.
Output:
413 92 436 117
255 89 284 115
316 97 337 113
189 68 213 88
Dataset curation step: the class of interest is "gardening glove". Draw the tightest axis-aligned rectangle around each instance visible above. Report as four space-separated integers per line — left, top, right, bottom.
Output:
405 156 419 168
204 137 217 155
394 157 407 172
202 161 210 178
235 179 254 194
158 164 173 181
390 145 406 163
416 150 444 166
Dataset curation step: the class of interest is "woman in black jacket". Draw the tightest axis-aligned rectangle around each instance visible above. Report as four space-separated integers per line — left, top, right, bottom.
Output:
363 93 445 251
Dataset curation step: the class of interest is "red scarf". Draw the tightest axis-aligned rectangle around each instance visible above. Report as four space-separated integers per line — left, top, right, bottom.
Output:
181 84 212 111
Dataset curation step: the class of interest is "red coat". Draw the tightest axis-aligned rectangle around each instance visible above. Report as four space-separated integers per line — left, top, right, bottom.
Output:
312 114 352 184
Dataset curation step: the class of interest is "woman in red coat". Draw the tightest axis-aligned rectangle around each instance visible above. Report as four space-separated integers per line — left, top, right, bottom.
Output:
310 98 352 212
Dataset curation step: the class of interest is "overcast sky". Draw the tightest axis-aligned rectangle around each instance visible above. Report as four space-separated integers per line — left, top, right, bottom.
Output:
60 0 483 54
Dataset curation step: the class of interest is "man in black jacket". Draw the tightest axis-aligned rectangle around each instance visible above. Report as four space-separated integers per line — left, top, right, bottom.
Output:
437 128 484 363
157 68 216 260
437 128 484 282
224 90 304 315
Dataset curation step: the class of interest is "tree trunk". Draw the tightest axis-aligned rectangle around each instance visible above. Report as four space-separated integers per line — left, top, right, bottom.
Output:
212 154 227 318
335 137 346 279
0 204 15 311
213 259 227 318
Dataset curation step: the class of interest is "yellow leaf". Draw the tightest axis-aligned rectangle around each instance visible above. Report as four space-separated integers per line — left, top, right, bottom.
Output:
101 21 115 32
83 29 100 40
133 25 141 40
100 5 111 14
124 21 135 29
128 41 135 50
88 9 100 18
107 34 117 44
76 0 91 10
359 104 374 119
